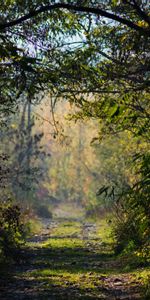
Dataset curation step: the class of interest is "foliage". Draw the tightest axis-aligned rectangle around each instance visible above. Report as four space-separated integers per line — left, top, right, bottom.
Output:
113 152 150 256
0 101 50 214
25 218 43 237
143 274 150 300
0 0 149 257
0 1 149 120
0 202 25 261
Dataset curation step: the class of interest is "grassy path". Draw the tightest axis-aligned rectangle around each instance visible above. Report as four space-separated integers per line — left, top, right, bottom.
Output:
0 217 149 299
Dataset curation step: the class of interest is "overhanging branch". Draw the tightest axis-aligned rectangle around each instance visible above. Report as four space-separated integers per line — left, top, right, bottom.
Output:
0 3 149 36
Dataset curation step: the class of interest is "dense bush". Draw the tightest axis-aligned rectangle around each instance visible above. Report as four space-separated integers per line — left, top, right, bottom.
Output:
0 203 25 261
113 153 150 257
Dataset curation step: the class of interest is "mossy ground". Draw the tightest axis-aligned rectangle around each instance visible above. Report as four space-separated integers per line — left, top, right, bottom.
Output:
0 214 149 299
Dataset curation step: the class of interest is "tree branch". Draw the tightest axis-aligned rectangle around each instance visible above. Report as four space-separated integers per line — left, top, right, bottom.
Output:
0 3 149 35
126 0 150 26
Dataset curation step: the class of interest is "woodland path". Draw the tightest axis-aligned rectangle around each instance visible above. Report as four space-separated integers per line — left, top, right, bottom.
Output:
0 213 144 300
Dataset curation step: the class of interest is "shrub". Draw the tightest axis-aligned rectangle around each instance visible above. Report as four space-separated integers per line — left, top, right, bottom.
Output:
113 153 150 257
113 195 149 258
0 203 25 261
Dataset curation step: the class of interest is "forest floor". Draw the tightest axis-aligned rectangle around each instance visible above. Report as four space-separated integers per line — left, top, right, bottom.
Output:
0 206 149 299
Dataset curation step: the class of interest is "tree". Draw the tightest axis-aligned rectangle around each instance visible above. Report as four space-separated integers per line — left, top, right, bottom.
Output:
0 0 149 254
0 101 49 208
0 1 149 127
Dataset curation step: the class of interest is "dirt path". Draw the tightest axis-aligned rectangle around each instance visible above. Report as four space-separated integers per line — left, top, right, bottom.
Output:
0 217 145 299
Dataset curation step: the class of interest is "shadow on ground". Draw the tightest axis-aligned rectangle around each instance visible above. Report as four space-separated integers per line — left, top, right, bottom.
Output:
0 238 143 299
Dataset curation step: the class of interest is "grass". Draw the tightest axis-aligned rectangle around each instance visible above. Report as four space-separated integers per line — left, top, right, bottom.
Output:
26 218 43 236
0 216 149 299
96 218 114 244
49 220 81 237
24 218 149 297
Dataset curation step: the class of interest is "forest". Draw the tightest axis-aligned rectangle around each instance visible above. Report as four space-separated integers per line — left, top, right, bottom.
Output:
0 1 150 299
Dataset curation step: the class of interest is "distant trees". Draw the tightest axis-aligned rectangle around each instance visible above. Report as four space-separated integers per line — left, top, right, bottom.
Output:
0 101 48 207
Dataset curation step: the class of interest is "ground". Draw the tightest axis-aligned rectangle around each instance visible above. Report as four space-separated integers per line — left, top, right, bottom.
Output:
0 206 149 299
